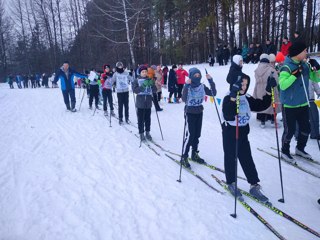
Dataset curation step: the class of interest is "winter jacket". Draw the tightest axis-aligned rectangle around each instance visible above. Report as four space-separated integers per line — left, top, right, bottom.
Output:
101 74 114 90
309 81 320 100
280 42 292 56
154 70 163 92
262 43 277 55
253 62 281 114
176 69 189 84
226 61 243 86
53 67 86 91
182 83 216 114
132 76 157 109
279 57 320 107
168 69 177 93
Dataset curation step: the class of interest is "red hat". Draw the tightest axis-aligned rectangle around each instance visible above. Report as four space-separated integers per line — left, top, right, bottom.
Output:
275 52 285 63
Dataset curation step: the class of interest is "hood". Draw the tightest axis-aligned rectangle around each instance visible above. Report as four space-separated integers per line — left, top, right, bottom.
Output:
254 62 271 78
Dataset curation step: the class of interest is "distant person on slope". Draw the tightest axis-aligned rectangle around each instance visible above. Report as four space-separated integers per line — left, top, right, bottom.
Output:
222 73 277 202
176 63 189 102
53 61 87 112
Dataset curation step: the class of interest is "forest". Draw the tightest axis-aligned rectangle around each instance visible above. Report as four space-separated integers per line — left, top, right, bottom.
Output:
0 0 319 78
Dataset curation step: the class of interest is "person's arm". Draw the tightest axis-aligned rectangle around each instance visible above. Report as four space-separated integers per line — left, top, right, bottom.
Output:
222 96 237 121
246 94 271 112
279 66 298 90
181 84 190 102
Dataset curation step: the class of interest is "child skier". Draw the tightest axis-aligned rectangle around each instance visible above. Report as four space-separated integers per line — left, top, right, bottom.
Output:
88 69 100 110
132 65 157 141
180 68 216 168
101 64 115 116
222 74 277 202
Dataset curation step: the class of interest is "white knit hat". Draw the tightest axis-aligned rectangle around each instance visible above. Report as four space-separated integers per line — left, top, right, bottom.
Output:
259 53 269 61
232 55 243 66
268 54 276 63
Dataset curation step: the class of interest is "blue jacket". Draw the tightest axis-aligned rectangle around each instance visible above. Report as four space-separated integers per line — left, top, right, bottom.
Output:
279 57 310 107
54 67 86 91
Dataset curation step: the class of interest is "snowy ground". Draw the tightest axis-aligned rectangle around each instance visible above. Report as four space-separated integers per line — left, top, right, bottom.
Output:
0 62 319 240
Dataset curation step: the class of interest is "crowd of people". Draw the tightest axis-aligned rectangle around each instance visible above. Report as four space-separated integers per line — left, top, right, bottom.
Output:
4 38 320 204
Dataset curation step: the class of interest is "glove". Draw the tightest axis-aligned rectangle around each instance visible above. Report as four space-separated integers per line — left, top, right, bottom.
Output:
309 59 320 71
142 79 153 88
291 65 302 78
229 76 242 99
265 76 277 93
207 78 216 93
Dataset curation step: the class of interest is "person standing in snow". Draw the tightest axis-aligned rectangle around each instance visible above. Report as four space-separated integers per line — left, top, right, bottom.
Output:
226 55 243 85
176 63 189 103
180 68 217 168
222 73 277 202
168 65 178 103
101 64 115 116
279 42 320 161
112 61 131 124
253 54 281 128
53 61 87 112
222 45 230 65
280 37 292 57
132 65 157 142
88 68 100 110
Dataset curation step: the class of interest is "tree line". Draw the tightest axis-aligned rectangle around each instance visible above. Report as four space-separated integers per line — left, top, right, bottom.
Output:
0 0 319 80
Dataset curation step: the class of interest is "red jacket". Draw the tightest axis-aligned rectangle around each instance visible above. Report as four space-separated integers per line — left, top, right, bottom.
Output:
176 69 188 84
280 41 292 56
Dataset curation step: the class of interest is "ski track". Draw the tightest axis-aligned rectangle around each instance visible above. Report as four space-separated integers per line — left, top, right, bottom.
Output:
1 62 320 240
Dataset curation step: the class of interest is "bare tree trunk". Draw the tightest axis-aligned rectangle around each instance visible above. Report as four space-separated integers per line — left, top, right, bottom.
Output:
122 0 136 66
56 0 64 53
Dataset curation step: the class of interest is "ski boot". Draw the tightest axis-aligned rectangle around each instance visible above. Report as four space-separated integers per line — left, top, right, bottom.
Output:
227 182 243 201
145 131 152 141
191 150 206 164
249 184 269 203
140 133 146 142
180 155 191 169
110 110 115 116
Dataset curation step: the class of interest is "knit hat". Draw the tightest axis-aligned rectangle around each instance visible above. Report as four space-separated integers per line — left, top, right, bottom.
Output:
150 65 157 70
116 61 123 68
232 55 243 66
138 65 148 74
275 52 285 63
260 53 270 61
269 54 276 63
288 41 307 57
189 68 202 87
172 65 177 70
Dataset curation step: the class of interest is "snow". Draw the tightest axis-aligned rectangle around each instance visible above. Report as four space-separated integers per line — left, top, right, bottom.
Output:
0 62 319 240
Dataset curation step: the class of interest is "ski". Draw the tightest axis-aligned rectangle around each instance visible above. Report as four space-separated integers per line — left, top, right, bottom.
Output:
211 174 287 240
270 147 320 166
230 181 320 239
164 154 224 194
257 148 320 179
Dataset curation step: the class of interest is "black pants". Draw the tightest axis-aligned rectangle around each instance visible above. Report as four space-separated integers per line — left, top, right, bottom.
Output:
137 108 151 134
157 92 162 101
282 105 310 152
62 89 76 109
169 91 177 101
89 84 99 107
23 81 28 88
152 92 161 110
309 101 319 138
222 124 260 185
183 112 203 156
117 92 129 120
177 84 184 99
163 75 167 85
102 89 114 111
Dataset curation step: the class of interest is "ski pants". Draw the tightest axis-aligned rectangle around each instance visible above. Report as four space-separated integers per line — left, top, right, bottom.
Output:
117 91 129 121
309 101 319 138
183 112 203 156
102 89 114 111
282 105 310 152
89 84 99 107
137 108 151 134
177 84 184 99
222 123 260 185
62 89 76 110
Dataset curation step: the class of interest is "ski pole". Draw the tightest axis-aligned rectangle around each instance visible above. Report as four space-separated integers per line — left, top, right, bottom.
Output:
177 109 188 182
231 91 240 218
205 68 222 125
78 83 82 99
78 84 86 111
301 74 320 151
270 72 285 203
154 104 164 140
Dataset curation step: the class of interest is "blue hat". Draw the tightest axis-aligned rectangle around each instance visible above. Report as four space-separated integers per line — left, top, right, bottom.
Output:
189 68 202 87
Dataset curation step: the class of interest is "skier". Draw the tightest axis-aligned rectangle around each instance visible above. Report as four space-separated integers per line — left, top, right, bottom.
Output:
53 60 87 112
168 65 178 103
180 68 217 168
222 73 277 202
132 65 157 141
279 42 320 161
112 61 131 124
88 68 100 110
101 64 115 116
15 74 23 89
7 74 14 89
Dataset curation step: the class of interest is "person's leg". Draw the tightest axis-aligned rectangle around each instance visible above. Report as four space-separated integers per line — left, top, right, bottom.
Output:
117 93 124 120
137 108 144 133
62 90 70 110
124 91 129 121
296 106 311 151
102 89 107 111
107 90 114 111
281 107 298 153
69 89 76 110
309 101 319 138
222 124 237 184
